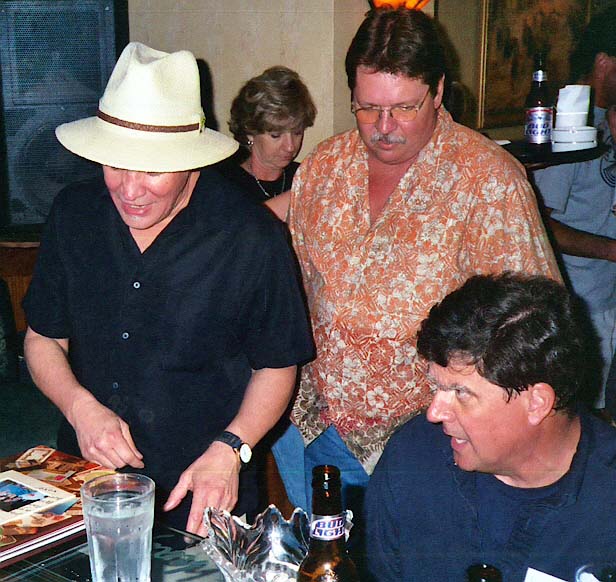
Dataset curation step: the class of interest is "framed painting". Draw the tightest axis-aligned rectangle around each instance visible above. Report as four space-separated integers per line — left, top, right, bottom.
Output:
478 0 594 129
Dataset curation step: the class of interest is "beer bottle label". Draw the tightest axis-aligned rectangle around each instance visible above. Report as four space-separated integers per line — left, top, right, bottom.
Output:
309 513 345 541
525 107 553 144
532 70 547 82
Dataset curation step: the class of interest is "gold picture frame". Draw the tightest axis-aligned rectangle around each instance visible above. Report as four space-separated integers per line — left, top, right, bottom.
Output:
478 0 594 129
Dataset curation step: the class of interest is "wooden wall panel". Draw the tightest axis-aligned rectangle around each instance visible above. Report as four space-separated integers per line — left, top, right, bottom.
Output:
0 244 38 332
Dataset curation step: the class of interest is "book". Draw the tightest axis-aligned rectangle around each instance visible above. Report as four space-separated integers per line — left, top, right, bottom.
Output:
0 470 76 525
0 446 114 566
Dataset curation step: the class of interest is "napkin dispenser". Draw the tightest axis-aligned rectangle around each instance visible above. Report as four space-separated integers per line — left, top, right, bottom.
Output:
555 85 590 128
552 84 596 151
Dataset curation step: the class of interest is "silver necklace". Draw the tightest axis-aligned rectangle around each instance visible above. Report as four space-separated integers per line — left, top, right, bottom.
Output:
246 159 286 198
253 169 286 199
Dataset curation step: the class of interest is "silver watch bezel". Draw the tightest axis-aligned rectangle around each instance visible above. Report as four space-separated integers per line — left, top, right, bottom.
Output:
239 442 252 464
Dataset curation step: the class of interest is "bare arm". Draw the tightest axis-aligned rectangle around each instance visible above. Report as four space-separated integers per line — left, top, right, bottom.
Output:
545 208 616 261
264 191 291 222
164 364 297 536
24 327 89 422
541 104 616 260
24 326 143 469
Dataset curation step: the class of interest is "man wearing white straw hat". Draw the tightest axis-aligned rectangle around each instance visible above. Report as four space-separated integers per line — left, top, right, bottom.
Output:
22 42 314 535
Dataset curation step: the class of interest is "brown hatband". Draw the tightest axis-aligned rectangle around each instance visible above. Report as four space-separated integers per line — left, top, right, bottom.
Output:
97 110 201 133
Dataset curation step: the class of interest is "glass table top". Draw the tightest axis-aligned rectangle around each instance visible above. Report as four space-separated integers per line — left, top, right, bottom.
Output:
0 522 224 581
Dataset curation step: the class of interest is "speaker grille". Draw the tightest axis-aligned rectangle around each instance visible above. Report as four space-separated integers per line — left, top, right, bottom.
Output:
0 1 118 225
4 106 101 224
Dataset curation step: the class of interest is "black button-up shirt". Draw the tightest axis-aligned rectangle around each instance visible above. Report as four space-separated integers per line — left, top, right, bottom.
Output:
24 168 314 518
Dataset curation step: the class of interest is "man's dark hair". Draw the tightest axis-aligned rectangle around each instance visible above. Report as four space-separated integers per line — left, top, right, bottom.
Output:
345 7 446 94
417 272 595 415
569 8 616 82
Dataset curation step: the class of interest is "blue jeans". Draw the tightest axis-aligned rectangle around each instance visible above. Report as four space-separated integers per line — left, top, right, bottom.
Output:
271 424 369 516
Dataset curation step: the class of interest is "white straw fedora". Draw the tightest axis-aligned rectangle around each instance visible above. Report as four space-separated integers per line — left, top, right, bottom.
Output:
55 42 238 172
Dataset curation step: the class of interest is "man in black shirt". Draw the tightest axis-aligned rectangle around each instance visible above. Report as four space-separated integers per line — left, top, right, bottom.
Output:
23 42 314 536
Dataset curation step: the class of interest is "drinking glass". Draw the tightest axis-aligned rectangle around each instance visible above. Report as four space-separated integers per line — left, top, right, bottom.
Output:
81 473 155 582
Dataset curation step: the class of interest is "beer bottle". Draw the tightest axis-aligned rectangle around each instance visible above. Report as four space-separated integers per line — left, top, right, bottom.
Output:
524 53 553 150
298 465 359 582
466 563 503 582
598 567 616 581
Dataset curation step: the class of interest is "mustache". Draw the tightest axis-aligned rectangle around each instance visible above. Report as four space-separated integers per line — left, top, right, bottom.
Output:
370 132 406 145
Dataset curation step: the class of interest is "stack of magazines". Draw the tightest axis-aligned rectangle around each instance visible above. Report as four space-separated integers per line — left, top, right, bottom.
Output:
0 445 114 566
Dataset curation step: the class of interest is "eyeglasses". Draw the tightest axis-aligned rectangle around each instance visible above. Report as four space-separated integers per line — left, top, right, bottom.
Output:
351 88 431 124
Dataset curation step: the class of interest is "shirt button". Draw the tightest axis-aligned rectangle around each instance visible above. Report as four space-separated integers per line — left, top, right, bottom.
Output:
121 332 130 340
112 381 119 390
133 281 141 289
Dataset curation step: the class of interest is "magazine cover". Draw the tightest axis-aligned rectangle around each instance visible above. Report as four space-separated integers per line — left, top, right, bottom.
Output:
0 470 75 525
0 446 114 565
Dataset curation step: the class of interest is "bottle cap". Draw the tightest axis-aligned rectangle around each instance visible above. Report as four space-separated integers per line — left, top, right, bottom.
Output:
599 567 616 581
466 563 502 581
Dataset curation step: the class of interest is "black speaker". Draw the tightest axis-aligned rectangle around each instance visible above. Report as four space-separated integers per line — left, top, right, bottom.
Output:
0 0 127 226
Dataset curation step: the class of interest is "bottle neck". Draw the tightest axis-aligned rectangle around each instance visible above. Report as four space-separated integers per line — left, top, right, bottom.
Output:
533 69 547 83
467 563 503 582
308 467 347 551
311 471 344 516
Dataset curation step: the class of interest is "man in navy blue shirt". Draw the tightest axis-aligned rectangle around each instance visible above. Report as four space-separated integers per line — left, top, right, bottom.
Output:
23 43 313 536
365 273 616 581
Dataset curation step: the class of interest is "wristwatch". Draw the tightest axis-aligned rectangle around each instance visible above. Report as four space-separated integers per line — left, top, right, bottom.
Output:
214 431 253 465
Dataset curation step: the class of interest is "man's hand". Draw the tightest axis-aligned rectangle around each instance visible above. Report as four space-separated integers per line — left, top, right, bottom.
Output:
163 441 241 536
70 396 144 470
163 366 297 535
23 328 144 470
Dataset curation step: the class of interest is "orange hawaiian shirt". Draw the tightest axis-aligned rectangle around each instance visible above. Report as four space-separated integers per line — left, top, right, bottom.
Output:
288 108 561 473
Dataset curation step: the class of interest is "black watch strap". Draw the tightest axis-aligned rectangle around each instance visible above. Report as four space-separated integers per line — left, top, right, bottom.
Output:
214 430 252 464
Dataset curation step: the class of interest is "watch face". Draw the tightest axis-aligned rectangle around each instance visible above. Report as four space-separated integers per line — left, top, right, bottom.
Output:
239 443 252 464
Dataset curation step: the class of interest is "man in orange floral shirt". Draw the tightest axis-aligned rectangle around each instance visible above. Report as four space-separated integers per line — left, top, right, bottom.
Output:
272 7 560 526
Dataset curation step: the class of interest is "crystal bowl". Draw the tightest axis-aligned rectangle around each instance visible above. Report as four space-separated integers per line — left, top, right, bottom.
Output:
201 505 310 582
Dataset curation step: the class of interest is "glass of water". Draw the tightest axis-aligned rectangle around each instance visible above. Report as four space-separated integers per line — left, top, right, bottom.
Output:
81 473 155 582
